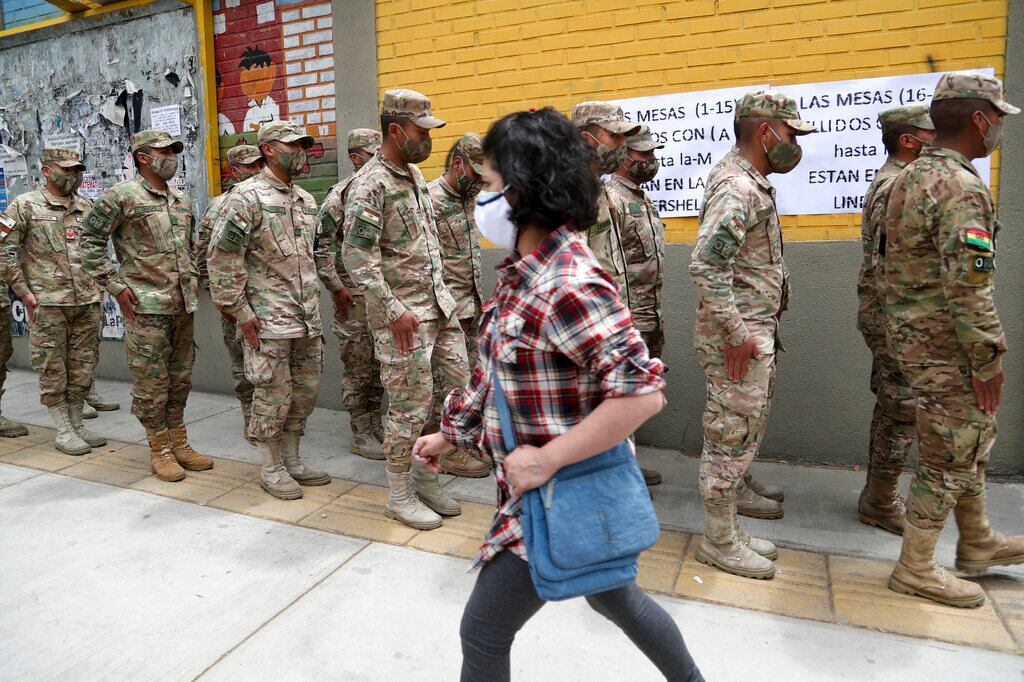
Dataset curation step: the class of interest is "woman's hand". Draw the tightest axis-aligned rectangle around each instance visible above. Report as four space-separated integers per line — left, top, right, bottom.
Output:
412 432 455 472
505 444 555 494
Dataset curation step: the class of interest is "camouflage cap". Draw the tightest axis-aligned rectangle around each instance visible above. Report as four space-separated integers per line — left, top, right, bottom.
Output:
571 101 641 136
878 105 934 134
226 144 262 166
130 129 184 154
626 125 664 152
258 119 315 149
932 71 1020 115
381 89 446 129
735 91 817 135
346 128 382 153
41 147 85 170
457 131 484 173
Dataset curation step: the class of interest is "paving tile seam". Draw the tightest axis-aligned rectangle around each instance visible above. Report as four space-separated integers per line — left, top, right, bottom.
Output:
989 596 1024 651
823 555 839 623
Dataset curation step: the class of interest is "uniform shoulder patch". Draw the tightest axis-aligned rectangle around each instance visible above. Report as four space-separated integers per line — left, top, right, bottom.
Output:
0 214 14 239
700 212 743 265
217 210 251 254
346 203 382 250
964 228 993 251
355 204 382 228
627 202 643 217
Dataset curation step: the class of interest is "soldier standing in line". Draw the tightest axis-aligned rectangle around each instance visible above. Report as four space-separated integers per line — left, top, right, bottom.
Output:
0 283 29 438
196 144 264 442
885 73 1023 608
690 92 815 579
208 121 338 500
426 132 490 479
80 130 213 481
318 128 387 461
855 105 935 535
0 148 105 453
342 89 468 530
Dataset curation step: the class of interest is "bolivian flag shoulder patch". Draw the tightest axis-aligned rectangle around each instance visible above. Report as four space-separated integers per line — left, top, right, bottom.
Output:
355 205 382 228
0 214 14 240
964 228 993 251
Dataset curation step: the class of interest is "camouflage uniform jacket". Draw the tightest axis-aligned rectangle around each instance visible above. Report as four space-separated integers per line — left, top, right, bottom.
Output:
427 175 482 320
80 177 198 314
195 190 233 291
884 147 1005 383
606 174 665 332
318 172 362 291
0 188 100 305
207 167 335 339
340 154 457 328
585 187 630 305
857 157 906 342
690 147 789 349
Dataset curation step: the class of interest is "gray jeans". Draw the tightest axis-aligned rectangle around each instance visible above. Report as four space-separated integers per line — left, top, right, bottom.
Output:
459 550 704 681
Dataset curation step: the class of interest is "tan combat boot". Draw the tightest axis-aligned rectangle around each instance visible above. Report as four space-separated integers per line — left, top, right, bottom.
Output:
412 461 462 517
386 469 443 530
733 516 778 561
736 480 784 519
858 473 906 535
642 467 663 486
350 413 385 460
148 430 185 482
954 493 1024 575
48 403 91 455
67 401 107 447
86 384 120 411
258 440 302 499
81 401 98 419
696 501 775 579
744 471 784 502
888 520 984 608
168 424 213 471
440 448 490 478
0 390 29 437
281 431 331 486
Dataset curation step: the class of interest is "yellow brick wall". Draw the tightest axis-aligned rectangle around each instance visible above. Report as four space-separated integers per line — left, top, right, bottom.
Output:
376 0 1008 242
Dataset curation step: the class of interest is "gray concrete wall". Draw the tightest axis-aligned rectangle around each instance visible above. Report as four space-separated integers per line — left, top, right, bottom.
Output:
330 0 379 179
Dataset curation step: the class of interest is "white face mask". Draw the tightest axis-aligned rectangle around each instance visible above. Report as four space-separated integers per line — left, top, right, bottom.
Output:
473 188 517 250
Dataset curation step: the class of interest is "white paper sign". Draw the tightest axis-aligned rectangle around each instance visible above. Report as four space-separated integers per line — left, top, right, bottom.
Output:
77 173 107 201
44 132 83 155
150 104 182 137
613 84 767 217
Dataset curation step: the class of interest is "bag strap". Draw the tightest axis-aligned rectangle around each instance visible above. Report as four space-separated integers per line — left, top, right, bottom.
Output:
490 364 518 453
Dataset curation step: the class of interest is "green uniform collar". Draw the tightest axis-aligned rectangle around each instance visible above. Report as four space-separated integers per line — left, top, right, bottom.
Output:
609 173 643 195
732 148 776 198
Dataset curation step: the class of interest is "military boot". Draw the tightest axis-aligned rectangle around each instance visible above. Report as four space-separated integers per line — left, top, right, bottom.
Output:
67 401 107 447
696 500 775 579
386 470 443 530
258 440 302 500
0 390 29 437
148 430 185 482
81 401 98 419
744 471 784 503
733 516 778 561
889 520 984 608
168 424 214 471
858 473 906 535
736 480 784 519
412 462 462 517
47 403 91 456
86 385 120 411
642 467 663 486
954 493 1024 575
440 448 490 478
281 431 331 486
350 413 385 460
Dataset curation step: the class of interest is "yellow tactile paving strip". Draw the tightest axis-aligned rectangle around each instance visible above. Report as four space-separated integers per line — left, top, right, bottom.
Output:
2 426 1021 655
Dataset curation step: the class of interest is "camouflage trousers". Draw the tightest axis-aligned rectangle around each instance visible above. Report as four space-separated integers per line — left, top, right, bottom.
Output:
333 295 383 421
641 327 665 360
697 348 776 501
0 301 11 390
242 335 322 443
373 313 469 473
29 304 101 407
124 312 195 433
220 315 254 408
863 333 916 480
459 314 480 370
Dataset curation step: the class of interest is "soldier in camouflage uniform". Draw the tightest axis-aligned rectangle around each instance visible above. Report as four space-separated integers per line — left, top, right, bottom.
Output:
318 128 386 461
208 121 337 500
196 144 264 443
1 148 103 451
0 279 29 438
885 73 1024 608
342 89 469 530
427 132 490 479
690 92 814 579
81 130 213 481
856 106 935 536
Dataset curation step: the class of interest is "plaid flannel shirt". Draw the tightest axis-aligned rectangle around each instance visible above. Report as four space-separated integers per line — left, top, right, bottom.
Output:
441 225 666 567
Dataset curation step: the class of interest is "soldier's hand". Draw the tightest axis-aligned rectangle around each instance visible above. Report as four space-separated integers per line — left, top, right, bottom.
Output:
389 311 419 354
240 317 263 349
22 291 37 324
332 287 354 321
115 287 140 322
412 432 453 473
972 371 1004 417
725 337 761 381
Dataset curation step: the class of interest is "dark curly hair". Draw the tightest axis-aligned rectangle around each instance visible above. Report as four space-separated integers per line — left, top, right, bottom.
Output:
482 108 599 232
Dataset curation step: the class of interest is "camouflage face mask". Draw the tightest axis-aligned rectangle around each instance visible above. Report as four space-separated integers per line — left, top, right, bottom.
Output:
49 167 80 195
144 154 178 180
586 131 627 174
456 163 483 197
273 145 307 175
763 125 802 174
628 158 659 184
396 125 432 164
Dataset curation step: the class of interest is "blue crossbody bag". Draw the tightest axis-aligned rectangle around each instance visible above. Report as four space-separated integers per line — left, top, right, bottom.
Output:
491 365 660 601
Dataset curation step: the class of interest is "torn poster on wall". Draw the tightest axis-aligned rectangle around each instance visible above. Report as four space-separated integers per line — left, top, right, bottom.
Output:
150 105 182 137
